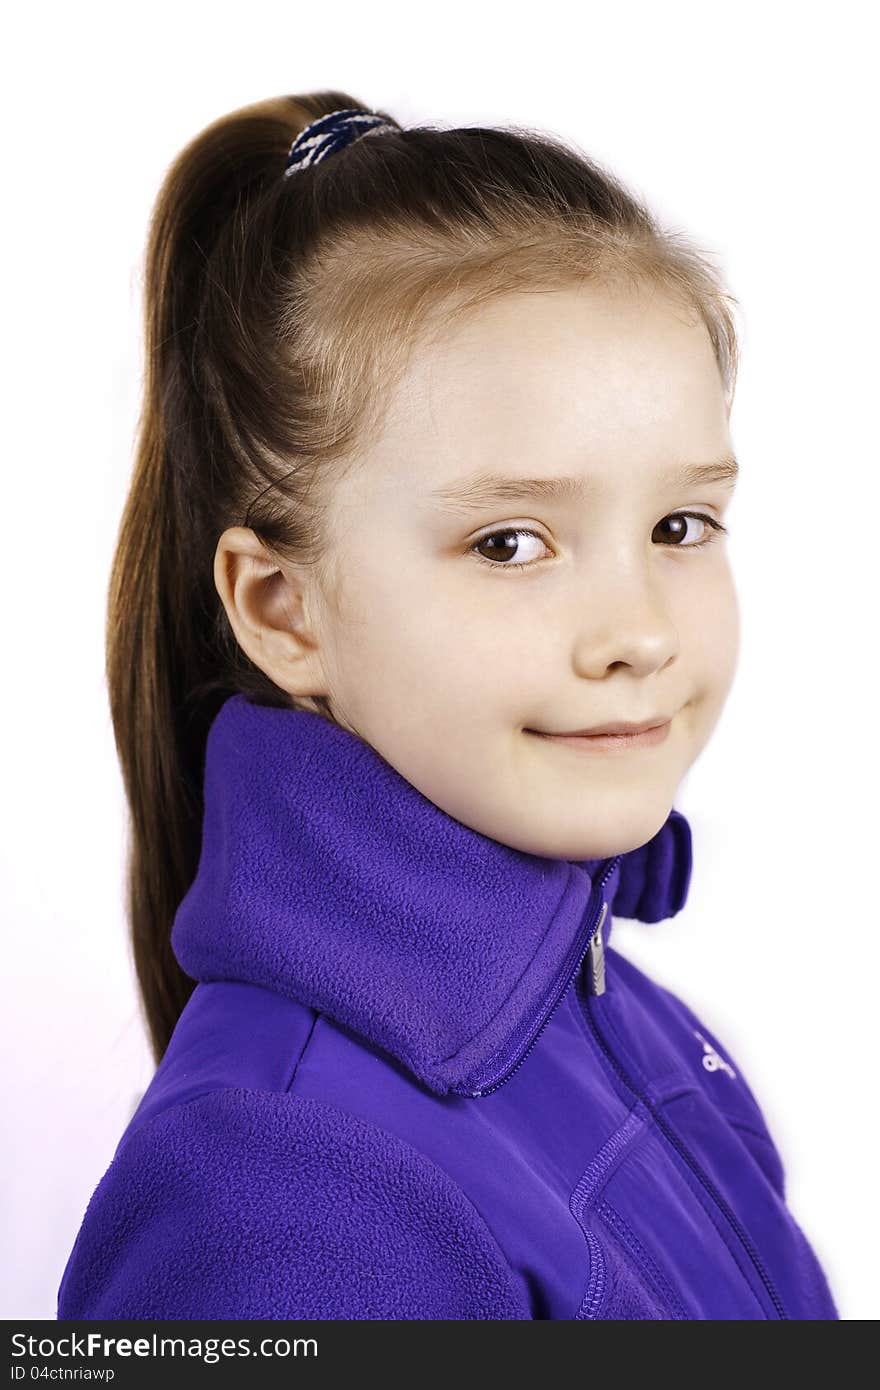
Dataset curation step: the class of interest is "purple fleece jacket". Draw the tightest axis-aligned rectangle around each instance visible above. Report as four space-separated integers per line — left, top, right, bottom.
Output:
57 694 839 1319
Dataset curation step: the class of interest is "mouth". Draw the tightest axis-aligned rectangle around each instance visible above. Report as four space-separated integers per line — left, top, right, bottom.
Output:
524 717 674 752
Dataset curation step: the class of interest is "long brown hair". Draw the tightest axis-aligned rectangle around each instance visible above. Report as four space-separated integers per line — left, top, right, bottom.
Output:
106 89 740 1065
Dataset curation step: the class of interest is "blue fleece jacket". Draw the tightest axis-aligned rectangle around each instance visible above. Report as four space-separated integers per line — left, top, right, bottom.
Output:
56 694 839 1319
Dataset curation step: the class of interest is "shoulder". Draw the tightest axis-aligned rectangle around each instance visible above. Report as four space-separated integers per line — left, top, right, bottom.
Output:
57 1086 531 1321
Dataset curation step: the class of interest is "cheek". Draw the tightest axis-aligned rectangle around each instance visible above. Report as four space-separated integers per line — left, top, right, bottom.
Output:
326 559 479 698
681 570 740 721
701 570 740 680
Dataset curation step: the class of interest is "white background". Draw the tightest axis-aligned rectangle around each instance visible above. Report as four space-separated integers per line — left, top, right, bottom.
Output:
3 0 876 1321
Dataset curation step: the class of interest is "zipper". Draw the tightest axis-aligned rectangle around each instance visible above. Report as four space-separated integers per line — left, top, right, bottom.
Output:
586 917 606 995
575 972 789 1320
452 856 621 1099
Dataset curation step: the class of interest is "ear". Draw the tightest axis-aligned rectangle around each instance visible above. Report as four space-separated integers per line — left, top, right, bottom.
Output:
213 527 330 700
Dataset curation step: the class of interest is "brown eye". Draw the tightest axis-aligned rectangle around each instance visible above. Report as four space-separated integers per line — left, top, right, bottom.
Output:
654 513 728 548
470 528 550 571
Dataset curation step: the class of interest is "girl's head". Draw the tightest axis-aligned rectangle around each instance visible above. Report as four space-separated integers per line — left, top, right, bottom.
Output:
110 91 740 1059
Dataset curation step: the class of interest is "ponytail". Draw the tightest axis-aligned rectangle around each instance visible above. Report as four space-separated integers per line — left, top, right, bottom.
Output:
107 92 372 1062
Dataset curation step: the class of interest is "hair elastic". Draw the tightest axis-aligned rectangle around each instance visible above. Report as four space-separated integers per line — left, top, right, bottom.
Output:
284 108 397 178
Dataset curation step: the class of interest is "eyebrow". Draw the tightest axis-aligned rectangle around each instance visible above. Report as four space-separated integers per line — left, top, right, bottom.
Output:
428 454 739 512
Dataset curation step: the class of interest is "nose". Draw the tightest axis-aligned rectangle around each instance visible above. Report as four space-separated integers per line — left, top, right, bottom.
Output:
569 572 680 680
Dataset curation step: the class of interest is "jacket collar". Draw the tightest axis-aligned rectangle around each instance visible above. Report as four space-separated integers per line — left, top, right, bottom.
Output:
171 694 693 1096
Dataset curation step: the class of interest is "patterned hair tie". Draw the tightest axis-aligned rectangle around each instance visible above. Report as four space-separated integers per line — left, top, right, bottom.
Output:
284 108 396 178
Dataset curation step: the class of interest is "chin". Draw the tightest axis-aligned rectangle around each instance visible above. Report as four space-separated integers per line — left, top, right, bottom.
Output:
554 806 675 863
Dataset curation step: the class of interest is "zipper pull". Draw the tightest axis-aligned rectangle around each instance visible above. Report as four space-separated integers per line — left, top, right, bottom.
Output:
586 901 608 996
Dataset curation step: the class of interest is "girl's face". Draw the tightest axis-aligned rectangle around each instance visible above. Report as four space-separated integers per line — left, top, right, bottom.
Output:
306 282 739 860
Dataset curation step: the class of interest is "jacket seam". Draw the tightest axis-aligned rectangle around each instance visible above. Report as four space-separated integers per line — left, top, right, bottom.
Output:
725 1117 778 1149
116 1086 246 1147
569 1106 649 1319
596 1196 691 1319
282 1010 321 1094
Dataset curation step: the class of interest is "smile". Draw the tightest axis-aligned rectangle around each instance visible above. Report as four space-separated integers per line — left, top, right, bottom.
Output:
525 721 672 752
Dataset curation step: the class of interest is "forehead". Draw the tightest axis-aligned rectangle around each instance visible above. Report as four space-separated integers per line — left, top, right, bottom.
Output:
369 284 730 494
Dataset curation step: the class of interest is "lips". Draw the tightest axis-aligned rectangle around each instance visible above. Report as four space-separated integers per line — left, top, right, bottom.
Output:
528 717 671 737
525 719 673 753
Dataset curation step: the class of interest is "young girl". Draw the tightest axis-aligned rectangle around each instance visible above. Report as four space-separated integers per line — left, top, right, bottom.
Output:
56 91 838 1321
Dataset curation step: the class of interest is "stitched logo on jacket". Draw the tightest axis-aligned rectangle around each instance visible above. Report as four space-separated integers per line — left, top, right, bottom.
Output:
693 1030 736 1078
